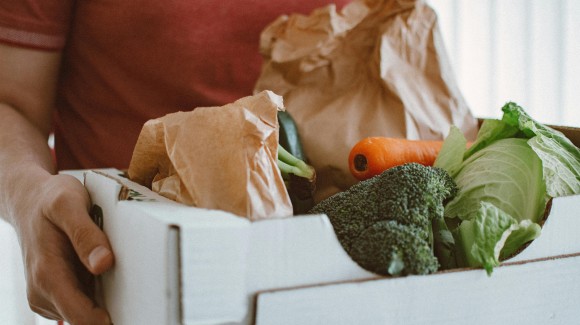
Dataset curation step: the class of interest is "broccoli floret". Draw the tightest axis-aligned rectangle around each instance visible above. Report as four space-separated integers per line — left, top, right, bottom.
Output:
351 220 439 276
309 163 457 276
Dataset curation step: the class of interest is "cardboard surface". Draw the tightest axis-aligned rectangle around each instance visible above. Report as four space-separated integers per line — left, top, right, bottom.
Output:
510 195 580 262
81 168 580 325
84 171 176 325
255 252 580 325
83 170 373 325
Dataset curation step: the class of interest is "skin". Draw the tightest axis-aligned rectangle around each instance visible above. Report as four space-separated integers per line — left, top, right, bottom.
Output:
0 43 114 324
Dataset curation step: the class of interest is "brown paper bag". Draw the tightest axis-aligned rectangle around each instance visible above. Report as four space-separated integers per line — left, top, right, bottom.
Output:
254 0 479 201
127 90 293 221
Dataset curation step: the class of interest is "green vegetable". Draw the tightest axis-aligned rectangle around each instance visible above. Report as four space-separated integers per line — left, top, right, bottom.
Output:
277 145 316 214
445 137 548 224
278 110 306 161
350 220 439 276
277 110 316 214
453 202 541 274
434 102 580 274
501 102 580 196
277 145 315 180
309 163 458 276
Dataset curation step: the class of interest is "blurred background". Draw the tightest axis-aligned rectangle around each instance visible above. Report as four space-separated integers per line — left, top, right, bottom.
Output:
1 1 579 324
428 0 580 127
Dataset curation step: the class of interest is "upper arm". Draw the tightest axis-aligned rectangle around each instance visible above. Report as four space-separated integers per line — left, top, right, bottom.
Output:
0 43 62 137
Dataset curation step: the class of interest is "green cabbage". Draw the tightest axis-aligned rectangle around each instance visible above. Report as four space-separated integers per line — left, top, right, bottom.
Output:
445 137 548 224
434 102 580 273
454 202 541 274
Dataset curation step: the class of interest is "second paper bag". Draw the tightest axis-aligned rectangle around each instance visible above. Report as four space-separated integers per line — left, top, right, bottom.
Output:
254 0 478 201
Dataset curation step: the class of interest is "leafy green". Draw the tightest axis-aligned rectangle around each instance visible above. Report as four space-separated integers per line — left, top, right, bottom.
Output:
464 119 520 159
434 102 580 274
432 216 457 270
453 201 541 274
444 138 548 224
433 125 468 179
501 103 580 196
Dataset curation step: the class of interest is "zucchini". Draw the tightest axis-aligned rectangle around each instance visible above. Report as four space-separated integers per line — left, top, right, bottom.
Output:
277 110 315 214
278 110 306 161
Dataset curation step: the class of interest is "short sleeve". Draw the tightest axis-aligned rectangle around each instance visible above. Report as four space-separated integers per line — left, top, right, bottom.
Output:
0 0 75 50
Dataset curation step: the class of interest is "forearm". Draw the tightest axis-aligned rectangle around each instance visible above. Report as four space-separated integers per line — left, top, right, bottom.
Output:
0 102 55 224
0 44 114 323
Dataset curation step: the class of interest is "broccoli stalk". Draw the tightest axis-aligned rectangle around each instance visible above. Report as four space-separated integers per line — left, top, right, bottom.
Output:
309 163 458 276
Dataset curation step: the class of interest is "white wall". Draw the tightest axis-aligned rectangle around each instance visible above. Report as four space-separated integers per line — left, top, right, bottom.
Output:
0 220 37 325
428 0 580 127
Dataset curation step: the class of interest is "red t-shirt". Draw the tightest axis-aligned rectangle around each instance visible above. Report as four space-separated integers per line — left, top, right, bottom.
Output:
0 0 349 170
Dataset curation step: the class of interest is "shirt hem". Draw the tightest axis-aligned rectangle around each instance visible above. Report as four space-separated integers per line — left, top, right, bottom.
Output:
0 24 65 51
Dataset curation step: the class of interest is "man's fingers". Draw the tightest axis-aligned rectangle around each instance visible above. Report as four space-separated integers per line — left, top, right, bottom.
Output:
54 288 112 325
43 174 114 275
50 267 112 325
29 303 61 321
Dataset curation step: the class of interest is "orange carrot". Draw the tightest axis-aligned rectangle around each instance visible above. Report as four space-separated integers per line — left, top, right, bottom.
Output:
348 137 444 181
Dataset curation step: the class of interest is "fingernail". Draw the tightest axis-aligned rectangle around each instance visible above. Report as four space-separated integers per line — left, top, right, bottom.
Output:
89 246 111 270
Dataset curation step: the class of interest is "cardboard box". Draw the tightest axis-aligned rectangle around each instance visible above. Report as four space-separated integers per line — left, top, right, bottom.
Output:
78 126 580 325
82 170 375 325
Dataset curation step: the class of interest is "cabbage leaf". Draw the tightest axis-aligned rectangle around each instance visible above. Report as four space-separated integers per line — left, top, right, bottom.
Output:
454 201 541 275
434 102 580 274
501 103 580 196
444 138 548 224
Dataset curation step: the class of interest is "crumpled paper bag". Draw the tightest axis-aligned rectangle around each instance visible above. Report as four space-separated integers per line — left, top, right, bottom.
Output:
127 90 293 221
254 0 479 201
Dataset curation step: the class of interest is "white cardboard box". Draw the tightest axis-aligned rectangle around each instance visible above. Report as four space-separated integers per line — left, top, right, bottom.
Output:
80 168 580 325
82 170 375 325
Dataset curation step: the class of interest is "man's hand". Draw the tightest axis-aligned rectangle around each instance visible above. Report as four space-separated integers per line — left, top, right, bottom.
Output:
0 43 114 324
13 173 114 324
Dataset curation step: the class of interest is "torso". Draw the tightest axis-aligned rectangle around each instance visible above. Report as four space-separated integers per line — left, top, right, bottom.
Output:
54 0 350 169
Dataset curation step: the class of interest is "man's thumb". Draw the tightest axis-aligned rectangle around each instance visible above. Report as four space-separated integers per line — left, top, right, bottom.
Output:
43 175 115 275
87 245 114 275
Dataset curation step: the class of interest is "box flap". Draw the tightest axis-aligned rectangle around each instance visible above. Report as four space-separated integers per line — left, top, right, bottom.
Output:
255 252 580 325
246 215 375 293
179 222 250 324
509 195 580 262
85 170 253 325
85 170 177 325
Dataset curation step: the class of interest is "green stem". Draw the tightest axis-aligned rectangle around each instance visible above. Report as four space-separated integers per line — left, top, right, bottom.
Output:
278 145 315 180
